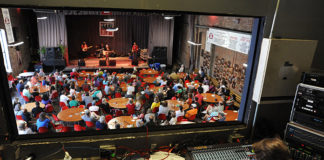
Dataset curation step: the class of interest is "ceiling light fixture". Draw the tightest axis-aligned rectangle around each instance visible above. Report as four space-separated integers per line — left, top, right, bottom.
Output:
164 16 174 20
243 63 248 67
106 28 119 32
104 18 115 22
187 40 202 46
37 17 47 20
8 41 24 47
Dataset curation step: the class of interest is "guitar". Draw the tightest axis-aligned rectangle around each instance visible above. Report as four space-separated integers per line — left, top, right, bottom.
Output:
82 46 93 52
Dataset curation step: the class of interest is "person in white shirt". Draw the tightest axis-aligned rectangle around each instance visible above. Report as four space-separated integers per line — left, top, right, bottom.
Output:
17 121 35 135
38 68 45 77
157 101 170 116
202 82 209 93
59 91 70 106
126 83 135 98
69 85 76 96
169 111 177 125
175 105 185 118
178 64 184 73
217 102 224 112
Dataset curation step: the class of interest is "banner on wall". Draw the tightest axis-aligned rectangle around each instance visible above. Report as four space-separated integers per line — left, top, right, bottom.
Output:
205 30 211 52
1 8 15 43
99 21 114 37
207 28 251 54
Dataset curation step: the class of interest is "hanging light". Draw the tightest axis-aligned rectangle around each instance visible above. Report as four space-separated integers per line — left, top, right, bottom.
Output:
104 18 115 22
8 41 24 47
187 40 202 46
37 16 47 20
106 28 119 32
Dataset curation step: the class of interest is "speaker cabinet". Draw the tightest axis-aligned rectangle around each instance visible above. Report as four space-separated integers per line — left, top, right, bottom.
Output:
109 60 116 66
78 59 85 66
99 60 107 66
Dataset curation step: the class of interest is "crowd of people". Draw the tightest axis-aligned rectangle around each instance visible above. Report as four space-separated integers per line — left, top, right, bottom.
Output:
11 66 239 134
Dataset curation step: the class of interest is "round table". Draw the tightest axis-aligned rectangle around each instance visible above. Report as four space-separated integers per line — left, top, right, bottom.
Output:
166 100 190 111
76 80 91 87
23 102 45 112
143 77 157 83
79 72 95 77
201 93 223 103
18 72 34 78
57 108 85 122
29 85 50 94
68 93 82 102
107 97 130 109
224 110 238 121
140 69 158 75
150 86 162 94
177 73 187 79
186 82 200 89
111 83 127 92
116 74 125 80
107 116 137 129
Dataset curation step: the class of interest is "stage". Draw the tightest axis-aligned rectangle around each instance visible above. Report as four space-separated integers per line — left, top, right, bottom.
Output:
63 57 149 72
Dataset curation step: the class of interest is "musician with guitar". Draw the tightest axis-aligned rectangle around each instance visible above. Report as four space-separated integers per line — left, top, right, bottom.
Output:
81 41 92 58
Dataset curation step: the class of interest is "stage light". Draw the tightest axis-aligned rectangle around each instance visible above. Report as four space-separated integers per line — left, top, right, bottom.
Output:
106 28 119 32
104 19 115 22
243 63 248 67
187 40 202 46
8 41 24 47
37 17 47 20
164 16 174 20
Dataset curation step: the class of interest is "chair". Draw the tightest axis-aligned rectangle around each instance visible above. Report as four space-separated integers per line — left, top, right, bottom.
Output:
74 124 86 131
95 99 102 106
16 115 24 120
152 107 159 113
60 126 72 133
78 105 85 109
85 121 95 128
52 114 60 121
59 102 67 108
62 106 69 110
188 114 196 121
158 114 167 120
115 110 123 117
177 116 183 122
35 96 42 102
38 127 49 133
105 115 113 123
115 92 122 98
86 103 92 108
23 96 30 103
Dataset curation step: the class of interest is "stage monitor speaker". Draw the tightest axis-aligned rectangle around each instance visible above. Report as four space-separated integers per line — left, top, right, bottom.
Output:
99 60 107 66
109 60 116 66
152 46 167 58
46 47 62 60
132 60 138 66
78 59 85 66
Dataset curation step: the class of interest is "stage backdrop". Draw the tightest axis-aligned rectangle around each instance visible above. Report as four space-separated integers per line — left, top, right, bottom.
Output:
66 15 149 60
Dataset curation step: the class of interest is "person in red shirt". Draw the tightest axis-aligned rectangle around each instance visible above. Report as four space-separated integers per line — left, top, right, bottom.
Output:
70 68 79 80
132 42 139 53
195 92 203 106
126 99 135 115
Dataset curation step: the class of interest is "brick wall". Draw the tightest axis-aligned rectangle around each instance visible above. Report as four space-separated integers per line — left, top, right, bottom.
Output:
0 8 38 76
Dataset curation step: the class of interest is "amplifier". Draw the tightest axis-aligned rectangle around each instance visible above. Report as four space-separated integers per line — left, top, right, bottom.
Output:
284 122 323 160
186 143 255 160
78 59 85 66
291 83 324 132
99 60 107 66
109 60 116 66
301 72 324 88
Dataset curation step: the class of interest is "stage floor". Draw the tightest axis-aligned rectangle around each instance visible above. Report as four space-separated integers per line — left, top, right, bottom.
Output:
65 57 149 71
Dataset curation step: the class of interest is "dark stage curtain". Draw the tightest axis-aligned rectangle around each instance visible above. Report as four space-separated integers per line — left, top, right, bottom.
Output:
66 15 149 60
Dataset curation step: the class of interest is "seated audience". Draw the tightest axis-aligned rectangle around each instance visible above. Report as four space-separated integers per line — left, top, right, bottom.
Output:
32 102 44 118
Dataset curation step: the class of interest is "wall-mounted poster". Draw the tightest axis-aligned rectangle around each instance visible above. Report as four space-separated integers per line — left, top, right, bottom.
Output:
99 21 114 37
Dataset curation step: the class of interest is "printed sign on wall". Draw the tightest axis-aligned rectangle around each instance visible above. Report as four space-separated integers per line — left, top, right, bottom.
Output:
207 28 251 54
99 21 114 37
1 8 15 43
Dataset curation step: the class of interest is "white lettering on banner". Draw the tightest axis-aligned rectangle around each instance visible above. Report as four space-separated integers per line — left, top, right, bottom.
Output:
207 28 251 54
205 31 211 52
1 8 15 43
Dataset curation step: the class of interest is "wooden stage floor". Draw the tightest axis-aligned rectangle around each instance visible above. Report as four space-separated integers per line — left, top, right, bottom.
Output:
64 57 149 72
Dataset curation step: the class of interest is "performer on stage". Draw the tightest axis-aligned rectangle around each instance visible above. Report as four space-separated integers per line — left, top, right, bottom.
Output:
131 42 139 61
81 41 89 58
